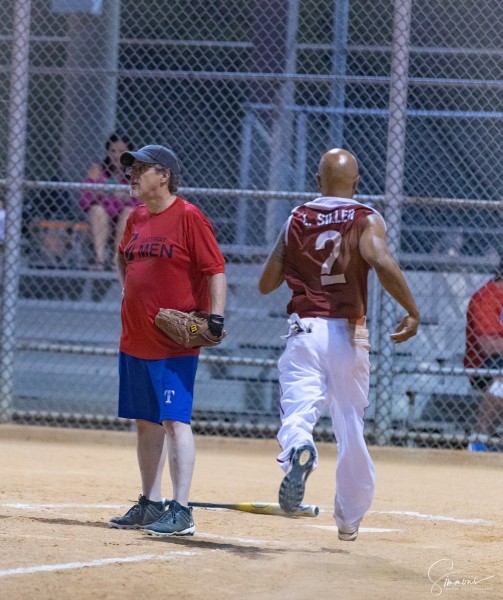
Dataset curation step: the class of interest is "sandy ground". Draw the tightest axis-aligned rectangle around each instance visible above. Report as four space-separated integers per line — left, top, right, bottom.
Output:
0 425 502 600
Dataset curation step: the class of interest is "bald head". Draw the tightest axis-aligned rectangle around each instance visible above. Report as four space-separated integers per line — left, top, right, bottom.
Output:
316 148 360 198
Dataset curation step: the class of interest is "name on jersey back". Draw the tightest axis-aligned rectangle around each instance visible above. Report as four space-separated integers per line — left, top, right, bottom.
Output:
302 208 356 227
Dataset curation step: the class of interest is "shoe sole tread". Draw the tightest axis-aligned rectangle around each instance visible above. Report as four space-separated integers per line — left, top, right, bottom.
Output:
279 445 315 513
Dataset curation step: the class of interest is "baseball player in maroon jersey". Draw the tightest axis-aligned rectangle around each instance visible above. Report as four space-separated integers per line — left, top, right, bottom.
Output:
259 148 420 541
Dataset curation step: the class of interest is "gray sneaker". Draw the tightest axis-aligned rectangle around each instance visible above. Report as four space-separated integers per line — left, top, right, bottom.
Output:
279 444 316 513
338 528 358 542
144 500 195 537
109 495 165 529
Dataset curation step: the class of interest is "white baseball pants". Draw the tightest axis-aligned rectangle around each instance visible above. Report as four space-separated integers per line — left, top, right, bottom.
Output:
277 316 375 532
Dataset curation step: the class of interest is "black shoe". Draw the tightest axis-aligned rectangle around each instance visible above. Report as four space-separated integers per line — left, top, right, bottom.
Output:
279 445 316 512
109 495 165 529
144 500 195 537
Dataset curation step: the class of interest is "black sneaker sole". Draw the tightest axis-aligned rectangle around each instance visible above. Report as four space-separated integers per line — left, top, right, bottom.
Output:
279 445 315 513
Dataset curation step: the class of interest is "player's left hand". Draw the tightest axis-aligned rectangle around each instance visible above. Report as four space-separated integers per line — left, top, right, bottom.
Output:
390 314 419 344
208 314 225 337
155 309 226 348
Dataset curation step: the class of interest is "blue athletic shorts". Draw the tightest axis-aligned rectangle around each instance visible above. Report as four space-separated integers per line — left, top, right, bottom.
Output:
118 352 199 424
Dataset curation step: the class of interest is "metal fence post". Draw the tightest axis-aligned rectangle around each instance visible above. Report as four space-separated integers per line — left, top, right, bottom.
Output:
373 0 412 445
60 0 121 182
237 112 254 245
266 0 299 245
329 0 350 147
0 0 32 423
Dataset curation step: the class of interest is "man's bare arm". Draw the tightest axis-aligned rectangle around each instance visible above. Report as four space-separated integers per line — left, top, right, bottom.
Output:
359 214 420 343
116 252 127 286
258 222 287 295
208 272 227 315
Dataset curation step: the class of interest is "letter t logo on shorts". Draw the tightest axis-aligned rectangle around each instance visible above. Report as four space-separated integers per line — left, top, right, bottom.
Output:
164 389 176 404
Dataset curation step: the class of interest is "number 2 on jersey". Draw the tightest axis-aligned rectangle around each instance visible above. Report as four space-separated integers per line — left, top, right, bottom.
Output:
315 231 347 286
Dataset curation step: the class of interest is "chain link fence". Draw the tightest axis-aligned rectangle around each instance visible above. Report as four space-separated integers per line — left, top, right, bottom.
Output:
0 0 502 449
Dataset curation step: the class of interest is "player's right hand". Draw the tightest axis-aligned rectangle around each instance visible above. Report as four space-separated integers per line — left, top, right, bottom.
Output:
389 314 419 344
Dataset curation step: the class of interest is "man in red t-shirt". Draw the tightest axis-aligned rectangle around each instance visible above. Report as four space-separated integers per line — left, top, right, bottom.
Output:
464 259 503 451
258 148 420 541
108 145 226 536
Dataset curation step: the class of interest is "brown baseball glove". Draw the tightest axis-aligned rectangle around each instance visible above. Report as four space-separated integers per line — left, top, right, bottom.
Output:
154 309 227 348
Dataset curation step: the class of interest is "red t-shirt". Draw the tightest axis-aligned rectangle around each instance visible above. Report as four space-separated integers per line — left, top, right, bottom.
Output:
118 197 225 359
284 197 381 319
464 279 503 368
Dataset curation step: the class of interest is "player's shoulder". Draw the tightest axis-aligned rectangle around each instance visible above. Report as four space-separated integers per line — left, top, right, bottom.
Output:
363 210 386 227
468 282 491 307
127 202 148 220
475 279 497 297
177 196 199 212
177 197 211 221
300 196 380 214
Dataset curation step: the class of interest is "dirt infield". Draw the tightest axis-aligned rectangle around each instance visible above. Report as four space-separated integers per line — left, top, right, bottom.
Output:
0 425 502 600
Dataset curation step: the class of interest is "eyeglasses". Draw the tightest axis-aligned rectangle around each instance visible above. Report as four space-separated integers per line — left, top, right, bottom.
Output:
124 163 156 178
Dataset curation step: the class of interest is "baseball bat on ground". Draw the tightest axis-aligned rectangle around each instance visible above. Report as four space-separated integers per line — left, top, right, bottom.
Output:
177 501 319 517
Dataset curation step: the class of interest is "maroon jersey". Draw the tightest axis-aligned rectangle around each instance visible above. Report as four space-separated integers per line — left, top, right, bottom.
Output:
284 197 381 319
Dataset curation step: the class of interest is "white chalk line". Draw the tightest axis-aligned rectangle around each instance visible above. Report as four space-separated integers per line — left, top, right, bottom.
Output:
318 507 492 525
3 503 493 525
2 503 125 510
2 503 285 545
3 503 492 525
2 502 281 547
310 525 401 533
0 531 280 580
0 551 197 579
369 510 493 525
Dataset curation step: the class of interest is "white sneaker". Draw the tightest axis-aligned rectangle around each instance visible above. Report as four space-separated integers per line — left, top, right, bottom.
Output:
338 528 358 542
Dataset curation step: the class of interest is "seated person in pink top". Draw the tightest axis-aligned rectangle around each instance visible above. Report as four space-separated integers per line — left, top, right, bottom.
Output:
79 131 140 270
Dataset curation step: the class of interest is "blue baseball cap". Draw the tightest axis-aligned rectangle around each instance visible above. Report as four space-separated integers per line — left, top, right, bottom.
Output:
120 144 180 177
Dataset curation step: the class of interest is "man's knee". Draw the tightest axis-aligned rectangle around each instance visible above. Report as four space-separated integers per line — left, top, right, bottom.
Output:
162 419 190 436
136 418 162 433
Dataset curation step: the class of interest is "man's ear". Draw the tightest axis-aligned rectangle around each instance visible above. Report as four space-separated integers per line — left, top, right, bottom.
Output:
353 175 360 195
316 173 321 192
161 169 171 186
